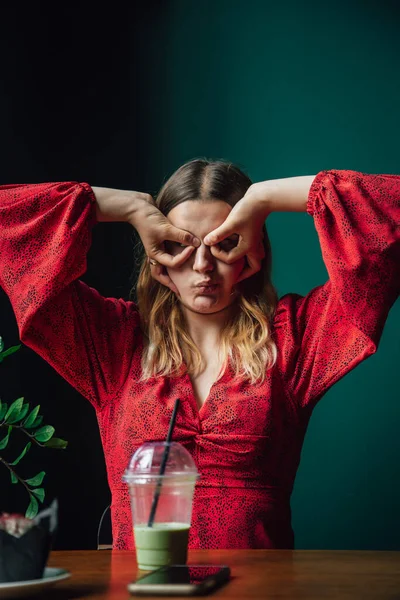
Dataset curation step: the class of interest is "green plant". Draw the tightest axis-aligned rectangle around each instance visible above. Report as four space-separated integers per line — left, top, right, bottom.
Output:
0 336 67 518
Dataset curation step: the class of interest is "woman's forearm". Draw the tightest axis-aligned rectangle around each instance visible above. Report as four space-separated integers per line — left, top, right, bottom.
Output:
253 175 316 214
91 186 152 224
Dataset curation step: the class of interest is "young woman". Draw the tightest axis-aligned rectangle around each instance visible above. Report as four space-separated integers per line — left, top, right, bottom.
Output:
0 160 398 550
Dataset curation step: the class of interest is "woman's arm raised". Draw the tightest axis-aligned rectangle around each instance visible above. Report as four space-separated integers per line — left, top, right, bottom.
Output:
92 185 153 223
92 185 200 260
0 182 140 410
0 182 199 411
244 175 315 213
275 170 400 408
202 176 315 282
204 170 400 409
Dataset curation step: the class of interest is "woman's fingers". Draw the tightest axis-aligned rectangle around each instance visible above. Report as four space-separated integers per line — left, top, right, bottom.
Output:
154 244 196 268
236 253 263 283
146 223 199 291
203 221 236 246
134 203 199 268
208 240 248 264
235 239 265 283
167 225 200 248
148 260 179 295
150 225 199 267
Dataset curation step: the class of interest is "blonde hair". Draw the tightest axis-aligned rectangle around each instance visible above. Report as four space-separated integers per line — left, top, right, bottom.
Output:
132 159 278 385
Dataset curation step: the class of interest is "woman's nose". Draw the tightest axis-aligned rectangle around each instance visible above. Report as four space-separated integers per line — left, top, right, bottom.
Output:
192 243 215 272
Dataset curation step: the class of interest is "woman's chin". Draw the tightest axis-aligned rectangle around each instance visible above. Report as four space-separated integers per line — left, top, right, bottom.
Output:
179 295 233 314
192 297 220 312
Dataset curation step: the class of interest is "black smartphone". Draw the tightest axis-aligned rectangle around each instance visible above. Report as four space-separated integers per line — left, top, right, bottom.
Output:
127 564 231 596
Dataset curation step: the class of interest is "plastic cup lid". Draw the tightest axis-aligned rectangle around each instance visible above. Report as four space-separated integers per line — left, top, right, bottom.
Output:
122 441 199 483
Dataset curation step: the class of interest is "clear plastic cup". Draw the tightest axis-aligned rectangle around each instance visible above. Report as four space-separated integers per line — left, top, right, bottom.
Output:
123 442 199 571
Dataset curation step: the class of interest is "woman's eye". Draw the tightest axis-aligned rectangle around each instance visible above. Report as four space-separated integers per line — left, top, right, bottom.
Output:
165 241 186 253
219 236 239 251
174 243 187 251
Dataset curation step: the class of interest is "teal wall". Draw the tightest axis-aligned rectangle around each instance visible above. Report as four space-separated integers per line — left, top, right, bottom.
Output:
138 1 400 549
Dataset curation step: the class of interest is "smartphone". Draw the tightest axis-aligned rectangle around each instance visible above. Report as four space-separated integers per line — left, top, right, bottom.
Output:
127 564 231 596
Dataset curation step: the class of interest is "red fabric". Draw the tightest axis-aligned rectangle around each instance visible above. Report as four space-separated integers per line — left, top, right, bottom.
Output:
0 171 399 550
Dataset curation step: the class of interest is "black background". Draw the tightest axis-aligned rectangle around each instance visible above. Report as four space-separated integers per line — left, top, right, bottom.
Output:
0 3 166 549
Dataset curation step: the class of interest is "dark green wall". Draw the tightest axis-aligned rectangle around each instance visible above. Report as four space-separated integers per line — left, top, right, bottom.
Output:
138 0 400 549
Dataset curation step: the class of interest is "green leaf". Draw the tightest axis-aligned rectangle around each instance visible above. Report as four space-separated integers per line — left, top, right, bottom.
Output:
0 426 11 450
25 471 46 486
4 397 24 424
44 437 68 450
0 336 4 353
31 487 45 503
17 403 30 423
0 344 22 363
23 405 40 428
0 402 8 421
25 495 39 519
10 442 31 466
34 425 54 443
30 416 43 429
10 471 18 484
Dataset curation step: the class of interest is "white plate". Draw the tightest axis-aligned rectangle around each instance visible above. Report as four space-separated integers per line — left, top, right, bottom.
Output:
0 567 70 598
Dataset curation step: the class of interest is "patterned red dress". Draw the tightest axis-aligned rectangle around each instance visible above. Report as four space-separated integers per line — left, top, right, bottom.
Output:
0 171 399 550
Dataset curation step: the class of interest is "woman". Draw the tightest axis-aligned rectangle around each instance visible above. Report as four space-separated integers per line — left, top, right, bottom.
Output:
0 160 398 550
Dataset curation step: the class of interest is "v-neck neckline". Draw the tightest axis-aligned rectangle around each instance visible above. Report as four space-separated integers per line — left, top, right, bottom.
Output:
183 361 231 419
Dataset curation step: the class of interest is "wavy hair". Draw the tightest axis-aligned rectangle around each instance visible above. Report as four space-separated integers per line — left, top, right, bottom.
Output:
132 158 278 385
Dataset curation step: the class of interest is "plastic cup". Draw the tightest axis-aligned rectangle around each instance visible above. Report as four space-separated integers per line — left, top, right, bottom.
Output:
123 442 199 571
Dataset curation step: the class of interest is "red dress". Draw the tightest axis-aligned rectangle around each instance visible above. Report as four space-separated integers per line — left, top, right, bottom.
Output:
0 171 399 550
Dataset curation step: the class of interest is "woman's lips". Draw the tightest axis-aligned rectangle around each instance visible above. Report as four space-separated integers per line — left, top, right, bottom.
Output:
195 284 219 294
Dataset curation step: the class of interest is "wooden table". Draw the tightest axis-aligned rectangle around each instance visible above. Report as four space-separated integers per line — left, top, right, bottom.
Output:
46 549 400 599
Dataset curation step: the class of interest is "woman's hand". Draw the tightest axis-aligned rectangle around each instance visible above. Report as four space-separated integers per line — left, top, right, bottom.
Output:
92 186 200 293
129 196 200 293
203 183 271 283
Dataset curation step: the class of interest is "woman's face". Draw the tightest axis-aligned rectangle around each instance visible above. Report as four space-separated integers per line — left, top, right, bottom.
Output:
165 200 246 314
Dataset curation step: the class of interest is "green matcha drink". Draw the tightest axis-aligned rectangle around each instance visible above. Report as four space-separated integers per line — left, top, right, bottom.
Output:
123 441 199 571
134 522 190 570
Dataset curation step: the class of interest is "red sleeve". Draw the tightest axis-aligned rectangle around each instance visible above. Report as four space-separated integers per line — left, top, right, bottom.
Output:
274 169 400 410
0 182 141 411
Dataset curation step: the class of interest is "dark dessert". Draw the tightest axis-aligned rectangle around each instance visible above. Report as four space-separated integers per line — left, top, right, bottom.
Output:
0 501 57 583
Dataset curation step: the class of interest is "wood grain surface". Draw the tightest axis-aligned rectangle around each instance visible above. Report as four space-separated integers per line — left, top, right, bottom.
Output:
45 549 400 599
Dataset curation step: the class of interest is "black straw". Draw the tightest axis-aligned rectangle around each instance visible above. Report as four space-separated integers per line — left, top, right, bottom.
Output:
147 398 180 527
